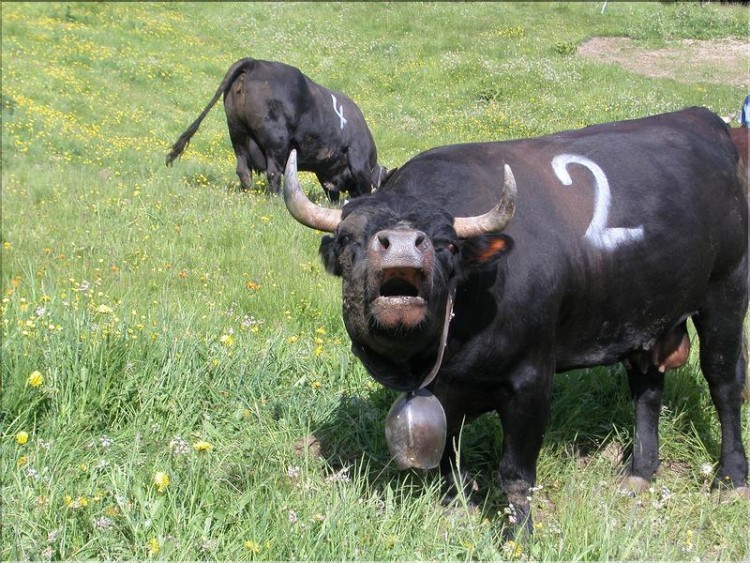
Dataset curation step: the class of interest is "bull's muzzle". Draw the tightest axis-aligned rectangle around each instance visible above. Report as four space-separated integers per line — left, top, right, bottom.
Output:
368 229 432 330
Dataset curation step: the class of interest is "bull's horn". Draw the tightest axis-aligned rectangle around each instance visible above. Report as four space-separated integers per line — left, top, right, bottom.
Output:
453 164 517 238
283 149 342 233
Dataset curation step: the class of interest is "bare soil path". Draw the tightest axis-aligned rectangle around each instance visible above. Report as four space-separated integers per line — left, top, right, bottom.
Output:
577 36 749 90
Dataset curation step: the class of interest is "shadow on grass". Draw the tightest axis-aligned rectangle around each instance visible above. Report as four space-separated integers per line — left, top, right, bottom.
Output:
311 361 723 527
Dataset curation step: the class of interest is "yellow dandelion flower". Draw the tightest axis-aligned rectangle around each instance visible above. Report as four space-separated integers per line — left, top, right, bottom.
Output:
192 440 213 452
246 280 261 290
96 304 113 315
243 540 261 553
504 540 523 558
65 495 88 509
18 455 28 466
153 471 170 493
27 370 44 387
220 334 234 347
147 537 160 556
15 431 29 445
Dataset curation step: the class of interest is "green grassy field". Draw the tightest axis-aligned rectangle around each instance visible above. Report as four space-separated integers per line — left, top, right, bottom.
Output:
2 2 749 560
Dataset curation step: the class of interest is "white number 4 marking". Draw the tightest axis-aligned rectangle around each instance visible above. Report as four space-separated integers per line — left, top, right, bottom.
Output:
552 154 644 251
331 94 348 130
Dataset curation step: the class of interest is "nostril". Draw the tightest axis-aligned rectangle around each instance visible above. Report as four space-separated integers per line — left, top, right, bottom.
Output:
415 234 425 249
378 234 390 249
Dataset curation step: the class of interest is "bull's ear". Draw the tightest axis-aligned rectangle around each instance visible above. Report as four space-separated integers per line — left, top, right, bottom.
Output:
461 234 513 266
319 235 342 276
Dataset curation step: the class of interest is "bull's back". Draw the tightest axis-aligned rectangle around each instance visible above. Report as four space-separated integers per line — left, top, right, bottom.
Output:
389 107 746 368
228 60 312 125
390 107 743 230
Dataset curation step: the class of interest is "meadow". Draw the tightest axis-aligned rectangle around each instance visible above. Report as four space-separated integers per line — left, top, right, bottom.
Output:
2 2 749 560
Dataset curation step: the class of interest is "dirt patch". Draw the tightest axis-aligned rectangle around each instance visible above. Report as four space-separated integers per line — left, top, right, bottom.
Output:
578 36 749 90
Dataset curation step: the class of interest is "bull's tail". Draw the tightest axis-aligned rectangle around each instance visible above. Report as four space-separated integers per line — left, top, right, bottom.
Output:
165 58 256 166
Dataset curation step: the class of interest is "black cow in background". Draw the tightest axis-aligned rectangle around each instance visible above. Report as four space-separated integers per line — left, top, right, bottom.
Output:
282 107 749 535
166 58 387 201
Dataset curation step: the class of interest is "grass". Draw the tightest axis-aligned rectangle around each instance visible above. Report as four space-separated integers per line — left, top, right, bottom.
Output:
2 1 749 560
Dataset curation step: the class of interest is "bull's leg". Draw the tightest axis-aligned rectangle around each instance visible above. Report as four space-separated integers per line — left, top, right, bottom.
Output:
495 363 554 535
265 159 283 195
693 270 749 494
326 189 341 203
227 127 253 189
256 136 287 195
315 175 341 203
236 158 253 190
623 365 665 492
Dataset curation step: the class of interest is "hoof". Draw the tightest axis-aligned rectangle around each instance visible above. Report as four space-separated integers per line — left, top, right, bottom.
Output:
619 475 650 496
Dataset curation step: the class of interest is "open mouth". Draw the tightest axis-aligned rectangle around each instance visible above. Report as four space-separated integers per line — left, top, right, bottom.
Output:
370 267 427 329
380 267 422 298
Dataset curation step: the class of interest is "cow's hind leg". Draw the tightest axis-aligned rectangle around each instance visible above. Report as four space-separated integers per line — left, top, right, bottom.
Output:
256 135 288 195
622 365 665 493
693 266 749 495
227 126 254 189
265 159 283 195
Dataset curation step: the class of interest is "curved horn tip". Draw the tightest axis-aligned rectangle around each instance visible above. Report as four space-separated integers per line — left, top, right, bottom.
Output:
503 164 517 194
285 149 298 176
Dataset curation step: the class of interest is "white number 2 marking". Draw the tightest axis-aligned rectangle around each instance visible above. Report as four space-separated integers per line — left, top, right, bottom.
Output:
331 94 348 130
551 154 644 251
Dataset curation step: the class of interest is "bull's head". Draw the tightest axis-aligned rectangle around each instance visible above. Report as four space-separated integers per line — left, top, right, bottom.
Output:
283 150 516 390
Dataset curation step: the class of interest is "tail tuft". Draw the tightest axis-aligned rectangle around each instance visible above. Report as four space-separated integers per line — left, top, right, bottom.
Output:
165 133 192 167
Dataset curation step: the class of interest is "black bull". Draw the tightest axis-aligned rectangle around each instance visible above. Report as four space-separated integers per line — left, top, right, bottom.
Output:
166 58 386 201
283 107 749 533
